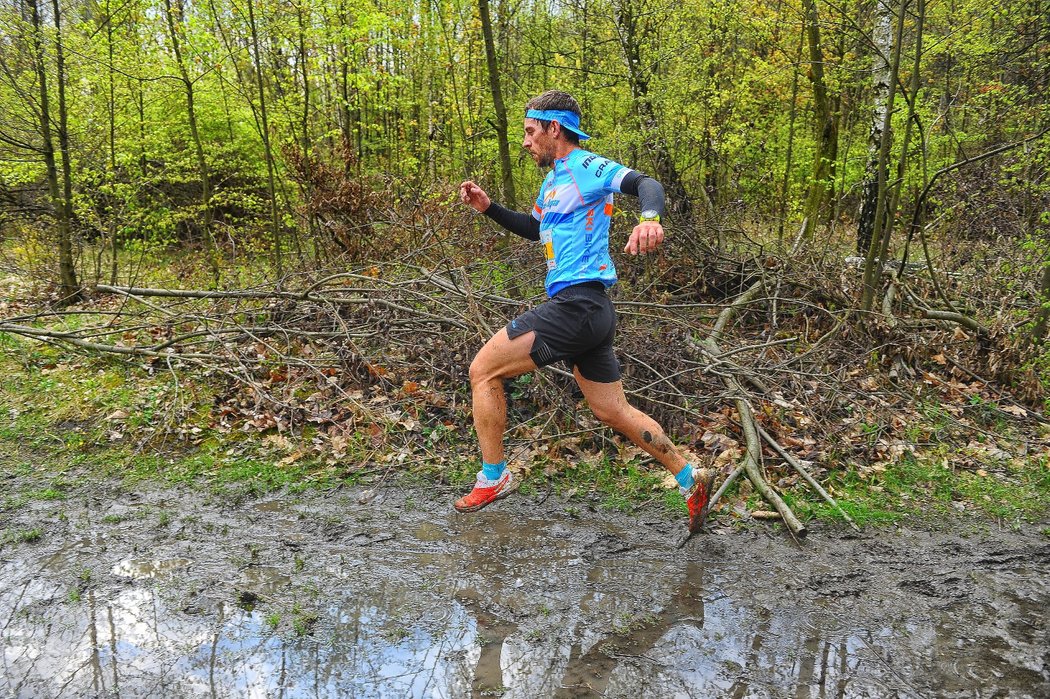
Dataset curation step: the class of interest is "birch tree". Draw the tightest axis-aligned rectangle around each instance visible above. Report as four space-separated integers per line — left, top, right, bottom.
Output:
856 0 894 255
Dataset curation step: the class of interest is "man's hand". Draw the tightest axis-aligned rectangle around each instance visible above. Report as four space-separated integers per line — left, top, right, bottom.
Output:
624 221 665 255
459 181 491 213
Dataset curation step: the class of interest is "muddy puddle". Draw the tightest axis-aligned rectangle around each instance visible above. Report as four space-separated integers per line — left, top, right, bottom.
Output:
1 482 1047 698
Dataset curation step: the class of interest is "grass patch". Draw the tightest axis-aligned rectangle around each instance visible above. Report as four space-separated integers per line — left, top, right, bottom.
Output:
1 527 44 545
798 450 1050 526
28 488 67 501
531 455 671 514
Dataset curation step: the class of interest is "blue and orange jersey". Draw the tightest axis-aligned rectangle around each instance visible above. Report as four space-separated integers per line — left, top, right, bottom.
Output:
531 148 634 297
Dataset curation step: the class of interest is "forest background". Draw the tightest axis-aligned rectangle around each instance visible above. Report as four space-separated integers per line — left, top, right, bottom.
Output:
0 0 1048 529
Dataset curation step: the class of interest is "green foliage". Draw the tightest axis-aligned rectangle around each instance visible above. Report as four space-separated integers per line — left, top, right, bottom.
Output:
0 527 44 545
808 450 1050 526
0 0 1042 273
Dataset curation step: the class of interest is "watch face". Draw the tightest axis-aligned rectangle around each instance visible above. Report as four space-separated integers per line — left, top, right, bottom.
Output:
640 210 660 219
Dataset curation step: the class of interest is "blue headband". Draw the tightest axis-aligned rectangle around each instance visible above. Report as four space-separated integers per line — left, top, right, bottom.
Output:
526 109 591 140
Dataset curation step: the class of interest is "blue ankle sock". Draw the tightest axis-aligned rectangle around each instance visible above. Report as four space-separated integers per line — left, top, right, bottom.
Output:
675 464 695 491
482 460 506 481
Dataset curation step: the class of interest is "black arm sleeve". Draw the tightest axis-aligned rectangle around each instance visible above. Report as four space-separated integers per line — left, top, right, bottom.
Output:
483 202 540 241
619 171 666 218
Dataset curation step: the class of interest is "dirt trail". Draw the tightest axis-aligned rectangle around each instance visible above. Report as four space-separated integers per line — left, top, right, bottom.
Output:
1 480 1047 698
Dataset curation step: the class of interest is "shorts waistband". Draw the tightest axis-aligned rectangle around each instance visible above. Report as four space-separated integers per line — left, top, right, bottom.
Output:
553 281 606 297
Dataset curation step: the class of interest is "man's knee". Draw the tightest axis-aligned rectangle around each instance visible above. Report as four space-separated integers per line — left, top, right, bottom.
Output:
468 355 491 387
591 400 630 431
470 353 511 387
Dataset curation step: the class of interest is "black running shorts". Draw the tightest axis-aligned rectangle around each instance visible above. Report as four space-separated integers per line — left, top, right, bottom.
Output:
505 281 621 383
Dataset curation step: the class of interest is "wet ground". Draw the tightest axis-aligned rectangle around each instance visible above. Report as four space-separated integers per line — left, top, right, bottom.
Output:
1 481 1047 698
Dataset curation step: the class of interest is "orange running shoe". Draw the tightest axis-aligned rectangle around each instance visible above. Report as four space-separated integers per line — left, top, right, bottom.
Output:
685 468 717 533
454 470 517 513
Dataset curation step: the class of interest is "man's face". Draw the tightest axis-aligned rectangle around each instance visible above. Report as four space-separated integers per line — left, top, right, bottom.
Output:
522 118 556 169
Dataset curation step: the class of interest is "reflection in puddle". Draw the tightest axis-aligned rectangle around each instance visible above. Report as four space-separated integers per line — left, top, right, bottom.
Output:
111 557 193 580
1 499 1046 698
237 566 291 596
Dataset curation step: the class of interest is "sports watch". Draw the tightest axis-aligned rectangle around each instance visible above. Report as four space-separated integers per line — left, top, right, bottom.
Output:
639 210 661 223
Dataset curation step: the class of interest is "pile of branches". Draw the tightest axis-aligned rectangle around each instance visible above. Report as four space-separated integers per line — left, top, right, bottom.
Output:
2 215 1047 535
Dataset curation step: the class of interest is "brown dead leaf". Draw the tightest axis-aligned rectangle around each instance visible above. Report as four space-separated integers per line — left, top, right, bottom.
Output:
858 461 889 478
367 363 390 378
263 433 293 451
330 434 350 458
714 447 744 467
251 413 278 431
277 450 304 466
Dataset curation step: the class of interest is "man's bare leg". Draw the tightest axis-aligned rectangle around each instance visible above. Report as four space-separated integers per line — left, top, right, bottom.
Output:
454 328 538 512
572 369 690 473
574 368 717 531
469 328 538 463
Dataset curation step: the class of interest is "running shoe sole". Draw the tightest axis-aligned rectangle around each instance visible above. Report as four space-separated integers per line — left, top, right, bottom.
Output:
453 477 520 513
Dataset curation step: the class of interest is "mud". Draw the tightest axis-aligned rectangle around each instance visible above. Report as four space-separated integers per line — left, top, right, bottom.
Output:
1 480 1047 698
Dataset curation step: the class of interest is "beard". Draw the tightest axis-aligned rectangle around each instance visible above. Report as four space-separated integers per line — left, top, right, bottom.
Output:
534 146 556 169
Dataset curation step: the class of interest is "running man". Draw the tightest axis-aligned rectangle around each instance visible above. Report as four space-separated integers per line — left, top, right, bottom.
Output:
456 90 717 533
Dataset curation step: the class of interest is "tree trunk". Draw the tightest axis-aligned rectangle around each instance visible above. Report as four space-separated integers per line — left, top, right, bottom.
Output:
613 0 691 221
478 0 516 209
857 0 894 255
296 3 311 164
163 0 219 282
136 76 146 178
246 0 283 280
51 0 79 301
800 0 839 238
28 0 79 302
859 0 909 311
778 24 805 244
337 0 357 173
105 0 119 285
295 0 319 259
873 0 924 278
1033 258 1050 344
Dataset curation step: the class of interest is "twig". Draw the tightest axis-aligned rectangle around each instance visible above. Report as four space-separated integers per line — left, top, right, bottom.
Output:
757 425 860 531
920 309 988 336
708 463 746 511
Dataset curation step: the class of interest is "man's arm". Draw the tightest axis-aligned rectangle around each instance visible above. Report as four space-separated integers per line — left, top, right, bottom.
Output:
484 202 540 241
618 171 666 255
459 180 540 241
619 171 666 219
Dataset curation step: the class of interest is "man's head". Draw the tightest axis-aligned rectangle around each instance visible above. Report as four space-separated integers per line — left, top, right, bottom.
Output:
523 90 588 168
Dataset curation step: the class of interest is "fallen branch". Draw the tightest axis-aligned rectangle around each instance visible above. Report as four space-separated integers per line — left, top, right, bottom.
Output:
757 425 860 531
709 463 746 511
920 309 987 336
702 279 808 538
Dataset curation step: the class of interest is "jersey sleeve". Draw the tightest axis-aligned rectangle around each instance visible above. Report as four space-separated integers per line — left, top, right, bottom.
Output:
532 189 543 221
574 154 635 202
